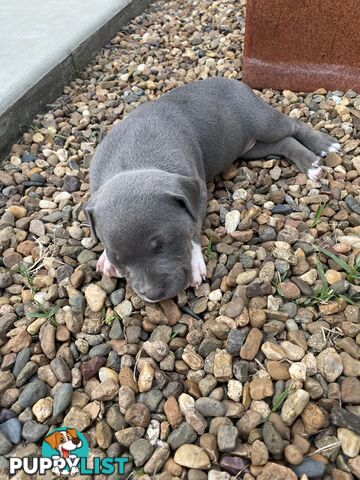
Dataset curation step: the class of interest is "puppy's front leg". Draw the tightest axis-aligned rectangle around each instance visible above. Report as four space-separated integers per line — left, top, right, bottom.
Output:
190 241 207 288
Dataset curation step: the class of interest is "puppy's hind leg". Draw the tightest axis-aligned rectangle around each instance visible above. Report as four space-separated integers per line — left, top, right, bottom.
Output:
242 137 323 181
292 121 341 157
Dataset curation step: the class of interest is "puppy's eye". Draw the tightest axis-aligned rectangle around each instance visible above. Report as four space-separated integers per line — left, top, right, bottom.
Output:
149 238 163 253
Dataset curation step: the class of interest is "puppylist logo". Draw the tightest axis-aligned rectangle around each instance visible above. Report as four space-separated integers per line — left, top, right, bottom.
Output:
9 426 129 476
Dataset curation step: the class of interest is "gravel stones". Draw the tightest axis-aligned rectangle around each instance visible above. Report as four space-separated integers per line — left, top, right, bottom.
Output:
0 0 360 477
18 380 48 409
338 428 360 457
281 389 310 426
301 402 329 434
52 383 73 417
217 425 238 452
84 284 107 312
317 347 343 381
124 403 150 428
0 418 21 445
225 210 240 233
168 423 197 450
240 328 262 360
174 444 210 469
195 398 225 417
0 432 12 455
130 439 154 467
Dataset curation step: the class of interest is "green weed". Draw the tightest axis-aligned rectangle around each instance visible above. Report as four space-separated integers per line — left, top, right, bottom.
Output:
28 301 60 326
318 246 360 284
272 382 294 413
309 203 326 228
298 260 359 308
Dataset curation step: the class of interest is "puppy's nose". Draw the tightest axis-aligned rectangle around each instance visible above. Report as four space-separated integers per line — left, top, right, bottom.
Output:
72 437 81 445
144 286 165 301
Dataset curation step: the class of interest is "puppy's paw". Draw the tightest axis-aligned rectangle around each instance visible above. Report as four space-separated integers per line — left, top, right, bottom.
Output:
307 158 323 181
190 241 207 288
319 141 341 157
97 250 120 277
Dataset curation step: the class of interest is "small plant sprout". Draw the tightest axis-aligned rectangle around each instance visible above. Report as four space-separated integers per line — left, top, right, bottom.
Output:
27 301 60 326
309 203 326 228
272 381 294 413
318 246 360 284
298 259 359 308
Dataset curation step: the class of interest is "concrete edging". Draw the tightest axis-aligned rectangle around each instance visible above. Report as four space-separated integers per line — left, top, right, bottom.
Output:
0 0 154 159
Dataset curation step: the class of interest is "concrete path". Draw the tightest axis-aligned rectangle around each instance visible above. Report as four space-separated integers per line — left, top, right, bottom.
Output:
0 0 152 157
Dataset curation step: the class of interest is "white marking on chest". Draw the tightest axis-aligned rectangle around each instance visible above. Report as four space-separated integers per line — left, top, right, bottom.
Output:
190 241 207 288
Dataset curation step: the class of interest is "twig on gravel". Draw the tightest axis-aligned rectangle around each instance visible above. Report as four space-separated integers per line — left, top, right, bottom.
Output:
133 346 144 381
235 463 249 478
307 441 341 456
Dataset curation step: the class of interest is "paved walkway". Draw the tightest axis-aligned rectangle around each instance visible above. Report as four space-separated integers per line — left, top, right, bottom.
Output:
0 0 151 157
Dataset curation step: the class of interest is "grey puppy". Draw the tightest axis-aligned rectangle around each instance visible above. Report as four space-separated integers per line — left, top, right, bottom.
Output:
85 77 340 302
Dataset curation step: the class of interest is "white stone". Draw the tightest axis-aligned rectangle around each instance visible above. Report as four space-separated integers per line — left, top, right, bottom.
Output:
225 210 240 233
227 380 243 402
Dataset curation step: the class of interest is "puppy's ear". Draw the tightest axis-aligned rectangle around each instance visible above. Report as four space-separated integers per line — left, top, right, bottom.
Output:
169 175 200 221
44 431 61 450
83 196 99 242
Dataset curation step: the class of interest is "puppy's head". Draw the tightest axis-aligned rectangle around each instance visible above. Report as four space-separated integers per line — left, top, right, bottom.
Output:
85 170 199 302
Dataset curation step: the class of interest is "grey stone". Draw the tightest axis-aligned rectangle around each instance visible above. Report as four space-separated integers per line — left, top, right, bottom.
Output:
0 432 12 454
233 360 249 383
138 389 163 412
13 348 31 377
226 328 249 356
15 361 38 387
167 422 197 450
18 380 48 408
291 459 326 478
0 272 12 289
217 425 238 452
0 418 21 444
88 344 111 358
52 383 73 417
130 439 154 467
198 338 222 357
195 398 225 417
109 318 124 339
263 421 285 459
50 357 72 382
109 289 125 306
69 293 85 313
22 421 49 442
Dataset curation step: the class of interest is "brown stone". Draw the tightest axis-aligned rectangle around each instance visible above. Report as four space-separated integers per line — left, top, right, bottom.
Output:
332 468 355 480
279 281 301 299
1 327 31 354
240 328 262 360
349 456 360 479
81 356 106 381
125 403 151 428
164 397 182 428
301 402 329 434
266 360 290 380
249 378 274 400
251 439 268 466
119 367 139 392
341 377 360 404
257 462 297 480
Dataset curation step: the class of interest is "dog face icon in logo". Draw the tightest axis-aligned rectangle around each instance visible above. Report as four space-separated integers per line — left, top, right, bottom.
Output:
42 427 88 476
